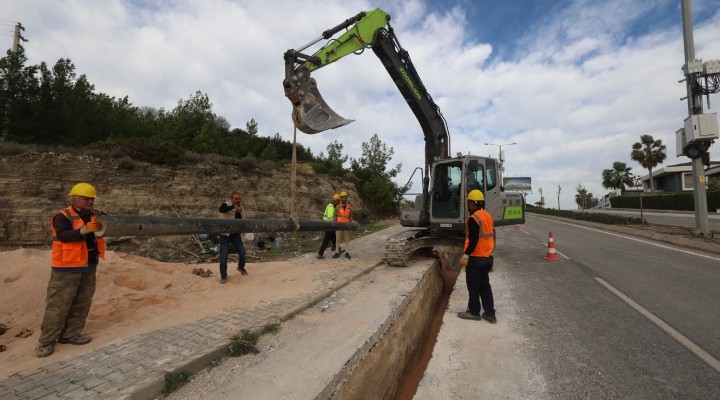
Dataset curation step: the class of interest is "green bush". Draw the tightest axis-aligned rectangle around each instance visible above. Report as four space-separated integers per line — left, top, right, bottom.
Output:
86 137 186 165
610 192 719 211
526 205 642 225
238 156 258 171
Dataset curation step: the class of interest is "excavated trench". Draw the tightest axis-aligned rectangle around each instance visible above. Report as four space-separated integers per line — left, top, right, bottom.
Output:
325 248 462 400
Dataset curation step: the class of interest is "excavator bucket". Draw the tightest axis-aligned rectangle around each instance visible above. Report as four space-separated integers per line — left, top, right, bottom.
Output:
284 67 354 134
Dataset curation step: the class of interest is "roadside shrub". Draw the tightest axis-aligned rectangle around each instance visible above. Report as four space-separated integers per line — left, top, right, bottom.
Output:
86 137 185 165
163 371 191 394
526 205 642 225
116 156 141 171
238 156 258 171
259 159 277 171
228 329 259 356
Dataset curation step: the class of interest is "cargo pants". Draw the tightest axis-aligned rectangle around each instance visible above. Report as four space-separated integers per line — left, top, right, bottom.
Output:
38 265 97 345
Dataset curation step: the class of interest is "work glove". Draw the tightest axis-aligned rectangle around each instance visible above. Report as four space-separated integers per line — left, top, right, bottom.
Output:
80 222 101 235
459 254 469 267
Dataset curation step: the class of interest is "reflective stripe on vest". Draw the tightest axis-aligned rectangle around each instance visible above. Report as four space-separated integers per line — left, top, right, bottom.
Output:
51 206 105 268
464 210 494 257
337 204 351 223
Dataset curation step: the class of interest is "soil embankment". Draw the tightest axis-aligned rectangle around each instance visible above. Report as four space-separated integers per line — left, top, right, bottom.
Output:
0 150 362 246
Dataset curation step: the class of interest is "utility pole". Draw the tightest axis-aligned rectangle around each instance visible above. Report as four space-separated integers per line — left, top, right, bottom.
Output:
557 185 561 210
679 0 718 236
12 22 27 53
484 142 516 182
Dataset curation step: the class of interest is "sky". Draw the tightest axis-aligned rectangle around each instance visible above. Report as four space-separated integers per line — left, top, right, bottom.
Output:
3 0 720 209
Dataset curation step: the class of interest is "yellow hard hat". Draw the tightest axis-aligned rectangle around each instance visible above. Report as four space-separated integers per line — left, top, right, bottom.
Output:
467 189 484 202
340 191 348 197
69 183 97 198
332 194 341 200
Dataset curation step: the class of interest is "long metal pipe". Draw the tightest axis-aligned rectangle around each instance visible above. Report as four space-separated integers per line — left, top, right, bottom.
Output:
96 215 359 237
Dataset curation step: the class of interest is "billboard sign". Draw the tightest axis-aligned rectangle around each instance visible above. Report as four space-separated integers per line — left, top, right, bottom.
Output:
503 177 531 192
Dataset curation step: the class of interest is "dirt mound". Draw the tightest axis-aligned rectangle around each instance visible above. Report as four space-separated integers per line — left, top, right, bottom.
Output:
0 248 323 379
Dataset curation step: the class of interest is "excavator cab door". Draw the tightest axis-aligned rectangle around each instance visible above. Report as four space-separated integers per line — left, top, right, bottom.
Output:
466 156 525 226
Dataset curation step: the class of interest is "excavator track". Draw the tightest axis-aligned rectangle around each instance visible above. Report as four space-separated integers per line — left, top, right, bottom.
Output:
382 232 464 267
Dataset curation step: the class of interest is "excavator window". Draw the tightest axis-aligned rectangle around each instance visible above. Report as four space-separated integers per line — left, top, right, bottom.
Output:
486 159 498 191
431 162 462 219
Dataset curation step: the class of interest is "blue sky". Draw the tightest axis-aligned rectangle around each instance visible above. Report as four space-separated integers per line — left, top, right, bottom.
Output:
3 0 720 209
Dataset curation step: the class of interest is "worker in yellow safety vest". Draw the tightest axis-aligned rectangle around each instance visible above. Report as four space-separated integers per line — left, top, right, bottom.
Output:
317 193 340 259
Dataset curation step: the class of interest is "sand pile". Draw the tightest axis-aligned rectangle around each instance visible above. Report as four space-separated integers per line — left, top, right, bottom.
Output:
0 248 318 379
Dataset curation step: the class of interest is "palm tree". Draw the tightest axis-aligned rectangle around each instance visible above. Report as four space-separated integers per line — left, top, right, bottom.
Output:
631 134 667 193
602 162 634 195
575 184 594 210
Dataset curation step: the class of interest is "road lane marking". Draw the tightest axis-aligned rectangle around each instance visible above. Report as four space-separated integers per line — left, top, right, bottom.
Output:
533 216 720 262
595 277 720 373
512 226 571 260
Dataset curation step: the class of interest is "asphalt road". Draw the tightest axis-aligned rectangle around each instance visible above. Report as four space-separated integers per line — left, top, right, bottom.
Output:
500 215 720 399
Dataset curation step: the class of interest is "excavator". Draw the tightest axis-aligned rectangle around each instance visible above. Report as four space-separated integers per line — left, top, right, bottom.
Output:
283 8 525 266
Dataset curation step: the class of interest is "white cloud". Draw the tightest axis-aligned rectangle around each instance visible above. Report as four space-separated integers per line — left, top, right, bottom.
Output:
4 0 720 209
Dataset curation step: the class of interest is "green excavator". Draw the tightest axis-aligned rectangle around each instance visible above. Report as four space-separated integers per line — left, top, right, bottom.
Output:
283 8 525 266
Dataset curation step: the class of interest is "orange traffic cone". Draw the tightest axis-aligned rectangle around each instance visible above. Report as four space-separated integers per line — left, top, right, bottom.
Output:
544 232 561 261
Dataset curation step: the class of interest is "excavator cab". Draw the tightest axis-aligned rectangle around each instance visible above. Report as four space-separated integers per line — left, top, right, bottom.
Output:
426 156 525 234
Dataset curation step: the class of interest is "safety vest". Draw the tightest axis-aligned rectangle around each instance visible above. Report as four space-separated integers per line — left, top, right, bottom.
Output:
51 206 105 269
323 203 336 222
464 209 494 257
336 203 351 223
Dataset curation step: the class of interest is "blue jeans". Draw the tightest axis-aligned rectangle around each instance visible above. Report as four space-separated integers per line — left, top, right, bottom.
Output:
219 233 246 279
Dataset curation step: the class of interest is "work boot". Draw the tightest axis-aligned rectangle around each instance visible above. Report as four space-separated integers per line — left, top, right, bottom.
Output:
238 266 249 275
345 252 351 259
220 277 228 284
332 253 341 259
36 343 54 358
457 311 481 321
317 254 325 259
482 313 497 324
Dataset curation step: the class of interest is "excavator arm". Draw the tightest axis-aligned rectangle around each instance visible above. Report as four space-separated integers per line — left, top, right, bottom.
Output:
283 8 449 167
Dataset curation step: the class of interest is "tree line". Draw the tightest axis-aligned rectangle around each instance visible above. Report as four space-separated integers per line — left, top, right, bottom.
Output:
0 48 402 212
574 134 670 210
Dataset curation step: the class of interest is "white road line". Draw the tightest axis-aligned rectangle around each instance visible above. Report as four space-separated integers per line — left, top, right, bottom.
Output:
532 216 720 262
513 226 571 260
595 277 720 373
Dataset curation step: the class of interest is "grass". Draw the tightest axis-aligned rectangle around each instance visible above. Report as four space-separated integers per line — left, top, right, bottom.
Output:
262 323 281 335
526 205 643 225
228 329 260 357
163 371 191 394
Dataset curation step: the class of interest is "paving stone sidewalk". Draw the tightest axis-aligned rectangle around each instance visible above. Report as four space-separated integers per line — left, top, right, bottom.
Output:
0 225 410 400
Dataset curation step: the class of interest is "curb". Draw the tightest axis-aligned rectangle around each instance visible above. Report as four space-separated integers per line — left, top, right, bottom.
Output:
122 260 386 400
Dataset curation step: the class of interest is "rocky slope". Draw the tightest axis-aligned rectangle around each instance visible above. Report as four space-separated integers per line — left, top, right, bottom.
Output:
0 150 362 246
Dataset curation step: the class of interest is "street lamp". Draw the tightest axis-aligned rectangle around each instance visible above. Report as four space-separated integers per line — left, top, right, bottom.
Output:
484 142 517 178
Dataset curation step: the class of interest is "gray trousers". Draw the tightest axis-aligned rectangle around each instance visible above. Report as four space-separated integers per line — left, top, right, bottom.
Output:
38 265 97 345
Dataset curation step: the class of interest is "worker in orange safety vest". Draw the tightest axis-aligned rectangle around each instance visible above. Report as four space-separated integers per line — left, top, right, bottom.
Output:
457 189 496 323
333 191 353 259
37 182 106 358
